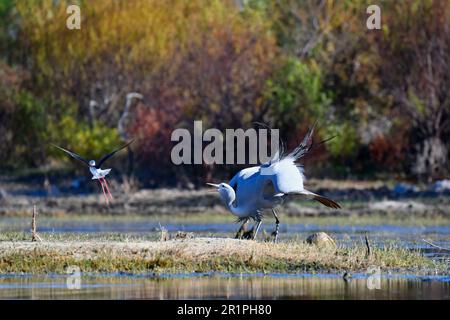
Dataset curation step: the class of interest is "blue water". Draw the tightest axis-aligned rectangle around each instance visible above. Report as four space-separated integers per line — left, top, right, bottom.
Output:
1 217 449 234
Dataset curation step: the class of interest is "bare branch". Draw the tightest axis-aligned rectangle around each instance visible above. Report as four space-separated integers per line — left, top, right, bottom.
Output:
117 92 143 141
422 239 450 252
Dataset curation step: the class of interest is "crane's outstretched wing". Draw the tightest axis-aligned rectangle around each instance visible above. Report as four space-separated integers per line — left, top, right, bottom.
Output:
260 157 306 194
286 121 316 161
285 122 337 162
96 139 134 168
253 121 286 166
51 144 90 167
255 122 340 209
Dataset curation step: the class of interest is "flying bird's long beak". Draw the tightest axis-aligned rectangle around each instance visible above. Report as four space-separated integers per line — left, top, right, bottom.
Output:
206 183 220 193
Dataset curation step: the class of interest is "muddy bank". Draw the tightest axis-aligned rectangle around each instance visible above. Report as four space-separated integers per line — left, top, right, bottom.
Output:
0 188 449 218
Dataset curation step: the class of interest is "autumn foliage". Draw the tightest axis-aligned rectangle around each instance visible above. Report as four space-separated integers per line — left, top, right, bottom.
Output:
0 0 448 183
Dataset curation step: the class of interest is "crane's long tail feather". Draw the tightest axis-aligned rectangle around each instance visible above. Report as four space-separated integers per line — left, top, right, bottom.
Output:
288 190 341 209
312 194 341 209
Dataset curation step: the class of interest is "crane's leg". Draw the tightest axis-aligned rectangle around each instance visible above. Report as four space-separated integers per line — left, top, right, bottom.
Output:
235 218 249 239
271 209 280 242
252 219 262 240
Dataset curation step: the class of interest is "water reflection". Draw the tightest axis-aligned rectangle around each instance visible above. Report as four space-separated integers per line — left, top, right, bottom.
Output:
0 275 449 300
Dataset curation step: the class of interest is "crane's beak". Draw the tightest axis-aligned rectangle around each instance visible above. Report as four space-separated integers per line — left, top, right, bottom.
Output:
206 183 220 193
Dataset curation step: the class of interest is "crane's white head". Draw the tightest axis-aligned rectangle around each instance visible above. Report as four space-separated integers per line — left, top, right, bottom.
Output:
89 160 96 167
206 182 235 205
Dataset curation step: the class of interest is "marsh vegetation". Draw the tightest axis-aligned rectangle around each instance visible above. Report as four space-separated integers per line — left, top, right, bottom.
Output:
0 236 446 275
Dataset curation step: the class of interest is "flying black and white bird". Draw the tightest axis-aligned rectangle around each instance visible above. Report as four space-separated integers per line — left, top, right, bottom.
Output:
207 124 340 241
52 140 134 204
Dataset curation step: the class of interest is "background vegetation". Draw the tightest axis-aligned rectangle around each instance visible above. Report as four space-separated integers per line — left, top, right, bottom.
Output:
0 0 448 186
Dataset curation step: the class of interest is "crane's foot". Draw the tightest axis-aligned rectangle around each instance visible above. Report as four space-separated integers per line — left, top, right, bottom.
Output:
271 230 279 243
242 228 254 239
271 223 280 242
235 219 250 239
236 227 254 239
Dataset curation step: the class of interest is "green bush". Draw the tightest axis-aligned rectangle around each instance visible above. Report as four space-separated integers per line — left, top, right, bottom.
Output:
0 87 120 169
266 57 331 131
324 122 358 159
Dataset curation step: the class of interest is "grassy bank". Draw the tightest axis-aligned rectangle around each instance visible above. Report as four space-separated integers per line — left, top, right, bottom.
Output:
0 238 444 274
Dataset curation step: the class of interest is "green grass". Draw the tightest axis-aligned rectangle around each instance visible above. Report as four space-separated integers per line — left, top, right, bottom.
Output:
1 212 449 228
151 212 449 226
0 232 159 242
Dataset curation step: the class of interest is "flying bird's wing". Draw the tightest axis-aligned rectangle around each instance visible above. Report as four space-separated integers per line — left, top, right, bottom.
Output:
51 144 90 167
96 139 134 168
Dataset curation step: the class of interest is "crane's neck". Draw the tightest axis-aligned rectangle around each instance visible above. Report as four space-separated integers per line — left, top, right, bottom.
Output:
221 187 240 215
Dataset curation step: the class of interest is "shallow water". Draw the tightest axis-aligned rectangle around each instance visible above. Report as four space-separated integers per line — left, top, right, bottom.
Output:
1 217 449 239
0 273 449 300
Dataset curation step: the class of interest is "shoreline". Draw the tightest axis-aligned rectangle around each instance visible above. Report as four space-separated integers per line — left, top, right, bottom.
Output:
1 212 450 229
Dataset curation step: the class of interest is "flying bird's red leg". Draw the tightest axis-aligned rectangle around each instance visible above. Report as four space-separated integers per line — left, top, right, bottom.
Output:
103 178 113 201
99 178 109 204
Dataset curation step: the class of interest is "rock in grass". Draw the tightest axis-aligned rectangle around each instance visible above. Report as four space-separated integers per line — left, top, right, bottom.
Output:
174 231 194 240
306 232 336 247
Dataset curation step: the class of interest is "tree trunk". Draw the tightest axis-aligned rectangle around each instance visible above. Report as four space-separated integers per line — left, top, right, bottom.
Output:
414 136 448 182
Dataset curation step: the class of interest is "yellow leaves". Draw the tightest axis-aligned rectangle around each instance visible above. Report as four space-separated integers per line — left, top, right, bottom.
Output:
209 103 220 113
326 41 335 54
18 0 264 91
18 0 273 78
